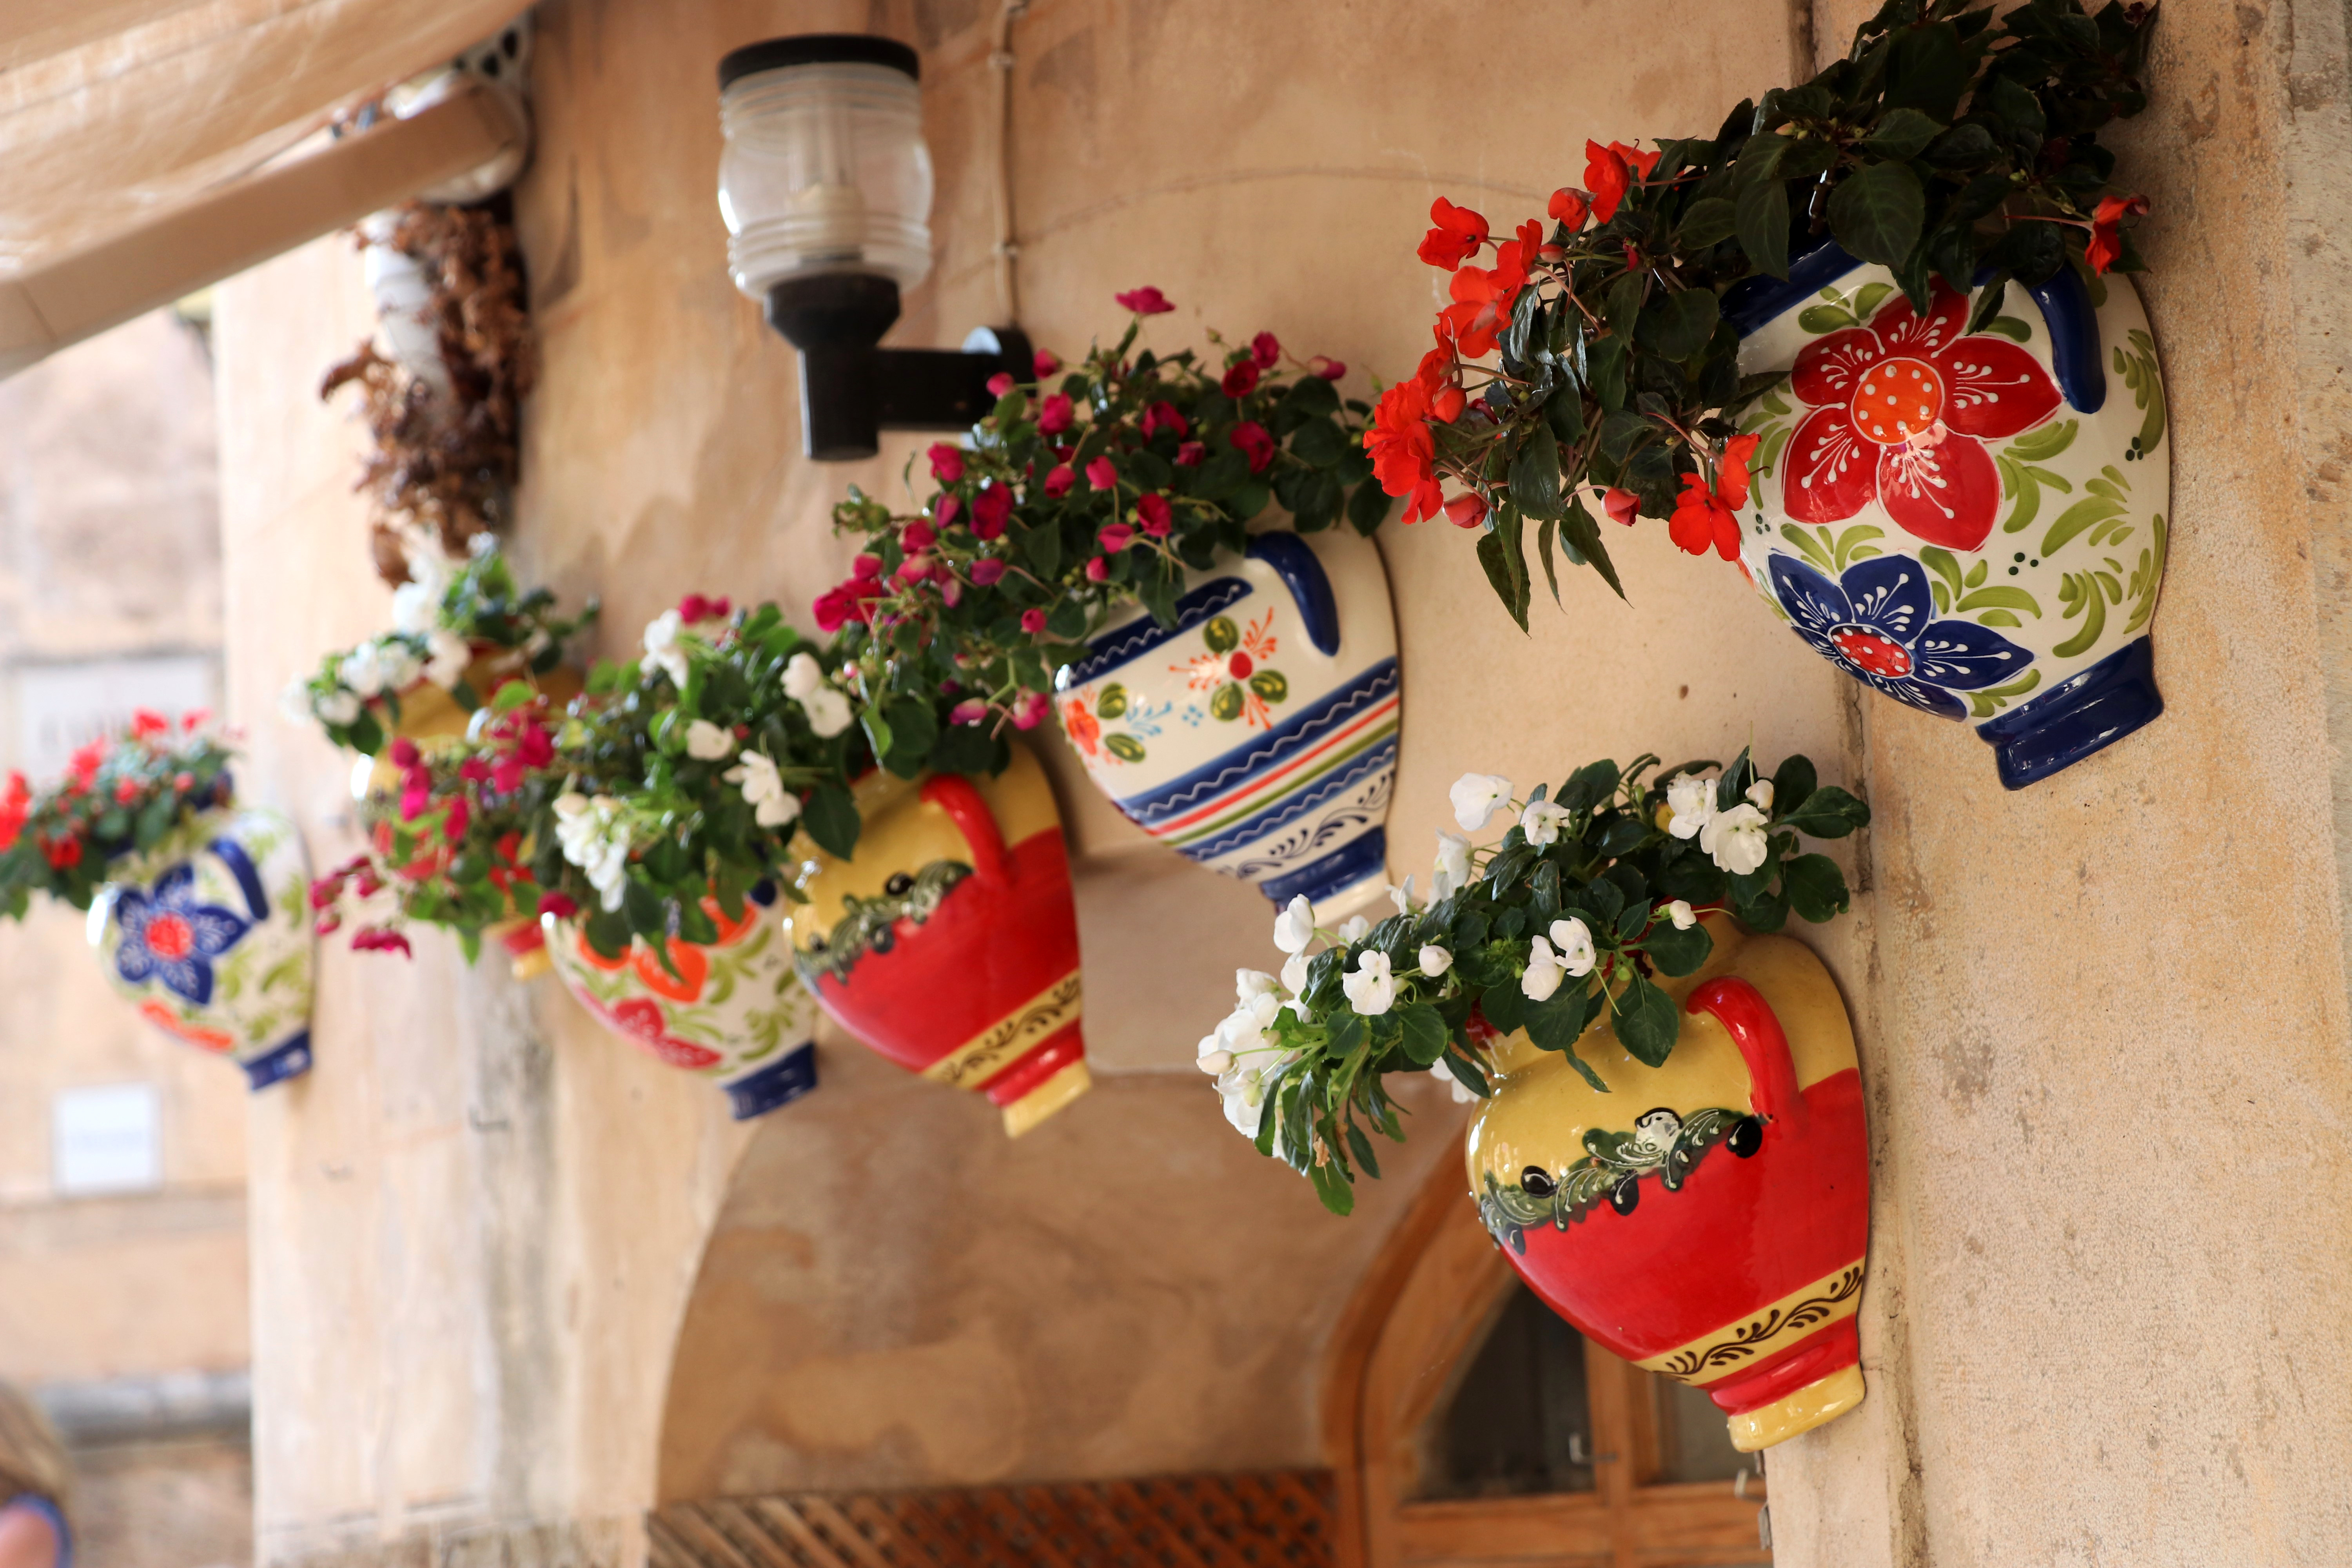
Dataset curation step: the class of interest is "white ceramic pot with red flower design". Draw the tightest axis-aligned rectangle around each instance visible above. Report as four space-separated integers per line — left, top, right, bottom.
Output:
1051 527 1400 918
542 891 818 1119
1728 244 2169 788
89 806 317 1090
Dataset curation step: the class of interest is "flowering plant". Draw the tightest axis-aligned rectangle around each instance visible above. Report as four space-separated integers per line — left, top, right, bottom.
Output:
317 596 875 965
282 541 598 755
821 290 1380 739
0 712 236 919
1197 748 1868 1214
1370 0 2158 623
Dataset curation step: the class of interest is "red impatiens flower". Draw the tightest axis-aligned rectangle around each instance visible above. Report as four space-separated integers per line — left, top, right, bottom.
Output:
1308 356 1347 381
677 593 730 624
1444 493 1489 529
1780 284 2062 551
1044 463 1077 499
928 443 965 484
1222 359 1260 397
1034 349 1062 376
1230 421 1276 474
1439 221 1541 359
1137 493 1173 537
1548 187 1591 230
1115 285 1175 316
1140 400 1188 439
43 833 83 871
972 483 1013 539
1038 393 1075 435
0 771 31 851
130 710 170 740
1367 349 1456 524
1668 434 1760 562
537 891 578 920
1601 487 1639 527
969 557 1007 586
1174 440 1206 467
1583 139 1662 224
2084 193 2149 276
1250 332 1281 369
1417 197 1490 271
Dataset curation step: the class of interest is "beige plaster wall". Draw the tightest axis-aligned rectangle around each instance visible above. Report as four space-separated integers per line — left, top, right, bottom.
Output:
211 0 2352 1566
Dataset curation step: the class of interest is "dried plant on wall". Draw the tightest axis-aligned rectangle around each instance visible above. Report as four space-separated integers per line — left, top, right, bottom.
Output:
321 198 536 583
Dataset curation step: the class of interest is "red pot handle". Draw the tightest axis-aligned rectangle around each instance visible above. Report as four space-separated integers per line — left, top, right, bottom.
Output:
919 774 1011 886
1684 976 1807 1129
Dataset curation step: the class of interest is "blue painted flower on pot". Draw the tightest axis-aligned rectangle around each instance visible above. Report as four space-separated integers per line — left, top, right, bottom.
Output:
1729 244 2170 788
1054 528 1399 919
91 806 316 1090
1768 553 2032 720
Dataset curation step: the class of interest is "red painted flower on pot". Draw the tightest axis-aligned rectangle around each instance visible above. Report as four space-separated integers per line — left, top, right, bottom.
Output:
593 996 723 1069
1781 284 2061 550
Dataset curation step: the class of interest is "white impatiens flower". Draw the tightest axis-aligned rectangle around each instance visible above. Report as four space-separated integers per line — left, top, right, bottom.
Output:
553 793 631 911
279 677 316 725
1746 778 1775 812
1280 951 1310 994
1419 943 1453 977
1700 802 1771 876
1236 969 1279 1004
1666 898 1698 930
1449 772 1514 833
1217 1059 1275 1136
1336 914 1371 943
339 641 392 697
1521 799 1571 846
800 686 855 738
1388 875 1418 916
423 629 471 690
1272 895 1316 955
684 719 736 761
1196 1035 1235 1075
1433 830 1472 897
1429 1056 1479 1105
642 609 690 688
1521 936 1566 1002
1549 916 1596 977
377 641 423 693
782 651 826 701
316 688 361 726
1664 771 1716 840
723 750 802 829
1342 949 1396 1016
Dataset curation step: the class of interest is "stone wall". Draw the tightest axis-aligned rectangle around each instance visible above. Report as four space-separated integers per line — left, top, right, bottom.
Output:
207 0 2352 1565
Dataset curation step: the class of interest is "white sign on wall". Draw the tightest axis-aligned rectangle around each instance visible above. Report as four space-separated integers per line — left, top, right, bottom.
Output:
10 655 217 776
52 1082 162 1195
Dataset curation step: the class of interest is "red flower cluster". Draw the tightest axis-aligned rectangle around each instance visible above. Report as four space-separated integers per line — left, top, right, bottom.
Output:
0 773 29 852
1668 434 1760 561
678 593 731 624
814 554 888 632
1583 139 1660 223
2085 193 2148 276
1115 285 1175 316
1367 349 1461 524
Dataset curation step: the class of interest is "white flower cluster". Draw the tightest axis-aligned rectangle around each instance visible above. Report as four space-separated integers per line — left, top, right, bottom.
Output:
781 652 854 739
278 545 473 728
1663 769 1774 876
553 792 632 911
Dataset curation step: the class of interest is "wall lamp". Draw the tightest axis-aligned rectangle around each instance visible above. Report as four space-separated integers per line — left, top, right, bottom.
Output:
717 34 1031 462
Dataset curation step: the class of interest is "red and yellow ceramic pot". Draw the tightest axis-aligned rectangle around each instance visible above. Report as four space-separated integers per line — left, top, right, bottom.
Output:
788 744 1088 1137
1466 914 1867 1451
542 892 819 1120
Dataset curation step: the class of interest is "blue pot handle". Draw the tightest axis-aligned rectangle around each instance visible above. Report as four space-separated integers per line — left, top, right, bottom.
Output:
2022 266 2106 415
1244 532 1341 656
209 832 272 923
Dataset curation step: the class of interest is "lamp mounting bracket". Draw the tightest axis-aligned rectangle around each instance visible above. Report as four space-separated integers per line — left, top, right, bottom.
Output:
765 273 1031 463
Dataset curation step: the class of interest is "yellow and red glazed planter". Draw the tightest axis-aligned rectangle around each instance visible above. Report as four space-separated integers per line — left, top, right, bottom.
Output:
1467 914 1867 1451
789 744 1088 1137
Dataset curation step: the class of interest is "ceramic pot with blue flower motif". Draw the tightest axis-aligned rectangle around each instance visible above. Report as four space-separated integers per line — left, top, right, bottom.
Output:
1052 527 1399 918
1728 246 2169 788
89 806 316 1090
542 891 819 1120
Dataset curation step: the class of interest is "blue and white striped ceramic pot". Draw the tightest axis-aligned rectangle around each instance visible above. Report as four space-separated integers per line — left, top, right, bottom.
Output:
89 805 316 1091
1728 241 2169 788
1053 528 1399 918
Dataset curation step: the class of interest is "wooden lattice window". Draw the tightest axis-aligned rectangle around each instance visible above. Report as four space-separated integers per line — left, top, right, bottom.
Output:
648 1471 1335 1568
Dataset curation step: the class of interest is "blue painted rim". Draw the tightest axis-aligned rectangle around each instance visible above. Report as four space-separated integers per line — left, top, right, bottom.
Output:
1258 826 1387 907
1243 532 1341 655
1112 657 1399 827
1975 637 2161 789
243 1031 313 1091
726 1041 819 1120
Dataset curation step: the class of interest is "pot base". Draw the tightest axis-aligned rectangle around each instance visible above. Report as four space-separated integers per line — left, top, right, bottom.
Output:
1726 1363 1865 1452
725 1043 820 1121
1002 1058 1091 1138
243 1033 314 1093
1976 635 2162 791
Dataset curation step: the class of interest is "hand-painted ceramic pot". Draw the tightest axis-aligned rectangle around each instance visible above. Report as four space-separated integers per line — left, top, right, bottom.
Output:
788 744 1088 1137
1053 528 1399 919
1466 914 1867 1451
89 806 316 1090
1728 246 2169 788
542 891 818 1120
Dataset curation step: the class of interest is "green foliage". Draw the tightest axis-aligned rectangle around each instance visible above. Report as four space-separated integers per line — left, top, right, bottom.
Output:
1209 751 1868 1214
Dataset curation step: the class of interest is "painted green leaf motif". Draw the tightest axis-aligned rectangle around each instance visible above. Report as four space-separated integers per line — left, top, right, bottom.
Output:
2054 567 2125 658
1981 314 2034 343
1798 304 1859 334
1780 524 1837 575
1831 524 1886 572
1104 733 1146 762
1097 683 1129 719
2116 329 2167 458
2005 419 2079 465
2124 514 2168 636
1965 669 2043 719
1918 545 1965 615
1210 684 1245 721
1954 584 2042 618
1203 617 1240 654
1249 670 1289 703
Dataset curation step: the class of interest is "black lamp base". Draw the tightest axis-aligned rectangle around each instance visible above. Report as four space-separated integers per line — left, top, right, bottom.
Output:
764 274 1032 461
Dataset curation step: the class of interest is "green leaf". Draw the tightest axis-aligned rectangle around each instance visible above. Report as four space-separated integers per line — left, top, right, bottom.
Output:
1346 480 1393 537
1782 784 1869 838
1510 428 1563 520
1827 162 1926 267
1920 122 1998 168
1439 1045 1491 1098
1770 754 1818 816
802 782 861 859
1782 852 1851 923
1637 289 1722 363
1535 516 1562 606
1884 19 1967 121
1559 499 1625 600
1613 973 1681 1068
622 875 667 940
675 898 719 946
1309 1160 1356 1216
1475 519 1531 633
1399 1002 1448 1066
1858 106 1945 160
1677 196 1739 249
1345 1121 1383 1180
1643 918 1713 977
1524 982 1596 1055
1735 176 1791 279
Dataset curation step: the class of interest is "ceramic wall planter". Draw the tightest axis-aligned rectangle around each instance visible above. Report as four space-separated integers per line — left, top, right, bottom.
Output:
89 806 316 1090
1730 245 2169 788
1053 528 1399 919
1466 914 1867 1452
789 744 1088 1137
543 893 818 1119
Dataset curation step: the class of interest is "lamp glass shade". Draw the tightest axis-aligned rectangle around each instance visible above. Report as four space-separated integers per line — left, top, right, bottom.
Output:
719 59 933 297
